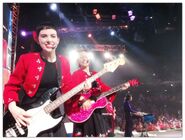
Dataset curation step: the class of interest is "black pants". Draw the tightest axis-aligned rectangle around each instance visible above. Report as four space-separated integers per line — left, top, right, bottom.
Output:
124 118 133 137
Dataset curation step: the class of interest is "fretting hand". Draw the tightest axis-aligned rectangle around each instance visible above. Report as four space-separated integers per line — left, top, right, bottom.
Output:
82 80 92 92
121 82 130 90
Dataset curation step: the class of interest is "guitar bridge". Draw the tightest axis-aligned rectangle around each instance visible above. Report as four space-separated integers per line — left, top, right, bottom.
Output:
5 125 26 137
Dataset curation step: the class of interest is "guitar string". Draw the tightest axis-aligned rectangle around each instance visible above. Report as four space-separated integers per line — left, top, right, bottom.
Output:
6 61 120 137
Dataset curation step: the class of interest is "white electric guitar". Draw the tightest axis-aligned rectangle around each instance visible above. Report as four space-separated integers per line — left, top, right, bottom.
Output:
3 57 125 137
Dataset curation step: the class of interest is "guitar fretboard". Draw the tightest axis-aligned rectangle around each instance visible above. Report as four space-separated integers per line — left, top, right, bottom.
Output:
44 69 107 113
97 83 126 100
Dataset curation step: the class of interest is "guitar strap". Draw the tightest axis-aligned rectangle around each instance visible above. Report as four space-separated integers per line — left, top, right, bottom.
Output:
56 56 65 117
56 57 62 88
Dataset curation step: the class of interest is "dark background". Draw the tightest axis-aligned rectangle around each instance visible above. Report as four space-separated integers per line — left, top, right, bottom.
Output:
6 3 182 121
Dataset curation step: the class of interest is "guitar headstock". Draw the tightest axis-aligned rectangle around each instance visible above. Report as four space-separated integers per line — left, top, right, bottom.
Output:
103 57 125 72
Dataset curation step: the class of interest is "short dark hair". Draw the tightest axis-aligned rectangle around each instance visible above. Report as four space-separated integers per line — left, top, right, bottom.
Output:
125 94 132 101
36 22 59 36
31 22 59 52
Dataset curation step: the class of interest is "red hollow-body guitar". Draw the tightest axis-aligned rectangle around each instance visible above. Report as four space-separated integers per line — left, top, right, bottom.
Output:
68 79 139 123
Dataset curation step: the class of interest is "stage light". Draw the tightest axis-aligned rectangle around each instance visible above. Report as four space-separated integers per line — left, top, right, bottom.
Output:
50 3 58 11
128 10 135 21
95 13 101 20
93 9 98 15
110 31 115 36
88 33 92 38
128 10 133 16
21 30 27 37
20 46 25 49
104 52 112 59
112 15 116 20
69 50 79 62
119 54 124 58
130 15 135 21
88 52 94 60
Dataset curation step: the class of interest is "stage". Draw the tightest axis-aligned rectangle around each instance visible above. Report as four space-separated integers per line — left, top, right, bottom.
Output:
114 128 182 137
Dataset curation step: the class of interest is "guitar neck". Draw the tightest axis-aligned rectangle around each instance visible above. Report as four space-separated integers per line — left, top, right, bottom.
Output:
44 69 107 113
97 82 126 100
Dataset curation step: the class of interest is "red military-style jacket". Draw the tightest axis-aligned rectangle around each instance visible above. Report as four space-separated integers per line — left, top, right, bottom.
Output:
65 68 116 115
3 52 73 109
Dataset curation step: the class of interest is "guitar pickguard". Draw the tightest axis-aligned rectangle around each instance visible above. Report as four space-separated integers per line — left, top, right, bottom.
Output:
3 87 60 137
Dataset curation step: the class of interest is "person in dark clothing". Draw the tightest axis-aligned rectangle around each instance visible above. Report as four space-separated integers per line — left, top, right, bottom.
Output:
124 94 142 137
3 22 73 137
